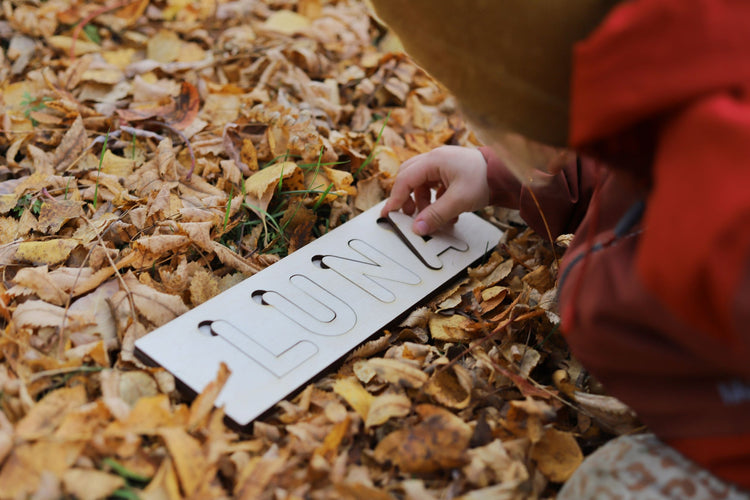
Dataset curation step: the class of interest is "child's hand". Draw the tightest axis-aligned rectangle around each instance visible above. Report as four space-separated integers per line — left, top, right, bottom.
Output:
380 146 490 235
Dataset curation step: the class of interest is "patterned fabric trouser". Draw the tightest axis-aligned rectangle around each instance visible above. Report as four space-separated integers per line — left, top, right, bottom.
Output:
557 434 750 500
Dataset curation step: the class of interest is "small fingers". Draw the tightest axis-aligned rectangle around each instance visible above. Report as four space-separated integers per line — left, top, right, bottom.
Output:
380 154 438 216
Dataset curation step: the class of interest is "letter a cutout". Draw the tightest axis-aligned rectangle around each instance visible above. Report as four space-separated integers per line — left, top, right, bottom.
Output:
385 211 469 269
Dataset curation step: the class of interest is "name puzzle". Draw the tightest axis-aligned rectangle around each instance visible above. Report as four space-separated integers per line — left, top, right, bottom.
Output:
135 201 503 427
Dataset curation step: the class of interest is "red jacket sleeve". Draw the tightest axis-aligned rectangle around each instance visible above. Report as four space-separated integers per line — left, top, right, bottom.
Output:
480 146 599 238
637 90 750 349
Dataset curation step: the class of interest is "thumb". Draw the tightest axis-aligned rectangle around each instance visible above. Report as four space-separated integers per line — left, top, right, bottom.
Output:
412 196 462 235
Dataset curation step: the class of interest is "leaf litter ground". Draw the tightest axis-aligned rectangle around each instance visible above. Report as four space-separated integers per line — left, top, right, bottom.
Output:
0 1 641 498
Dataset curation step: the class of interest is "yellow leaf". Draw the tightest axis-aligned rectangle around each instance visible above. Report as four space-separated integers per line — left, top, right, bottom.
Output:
262 10 311 35
429 313 478 342
16 385 88 440
100 150 135 177
188 362 231 430
48 36 100 56
147 30 182 63
142 456 182 500
333 377 373 420
313 417 350 461
529 427 584 482
81 68 125 85
244 161 300 215
159 427 208 497
102 48 136 69
0 441 84 497
63 469 125 500
15 238 78 265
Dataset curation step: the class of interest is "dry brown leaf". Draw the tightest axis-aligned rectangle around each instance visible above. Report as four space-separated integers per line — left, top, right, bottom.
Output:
365 393 411 428
529 427 583 482
354 174 384 212
504 397 556 443
522 265 555 293
134 234 191 255
119 82 200 130
210 241 264 275
55 400 112 441
189 268 221 306
571 391 640 435
463 439 528 488
313 417 350 462
366 357 428 389
11 265 68 305
37 199 84 234
429 313 479 342
424 364 473 409
101 150 135 177
51 116 87 172
374 404 471 473
147 30 182 63
122 272 189 327
13 299 93 331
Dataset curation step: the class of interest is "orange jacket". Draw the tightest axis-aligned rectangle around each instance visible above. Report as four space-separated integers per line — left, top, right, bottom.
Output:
487 0 750 488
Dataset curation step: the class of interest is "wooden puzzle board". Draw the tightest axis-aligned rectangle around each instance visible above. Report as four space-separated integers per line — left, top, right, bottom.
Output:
135 201 503 427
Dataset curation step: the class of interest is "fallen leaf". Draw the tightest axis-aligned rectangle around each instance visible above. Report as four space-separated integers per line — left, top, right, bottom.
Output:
366 358 428 389
15 238 78 265
333 376 373 420
118 81 200 130
122 272 189 327
37 199 84 234
188 362 231 430
51 116 87 172
159 427 208 497
571 391 640 435
244 161 301 216
504 397 556 443
16 385 88 440
365 393 411 428
13 299 93 331
11 265 68 305
374 404 471 473
62 468 125 500
425 364 473 409
262 10 311 35
529 427 583 482
429 313 480 342
0 441 84 498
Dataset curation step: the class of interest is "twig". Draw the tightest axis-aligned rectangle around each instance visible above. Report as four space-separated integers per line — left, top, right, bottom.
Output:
120 126 165 142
